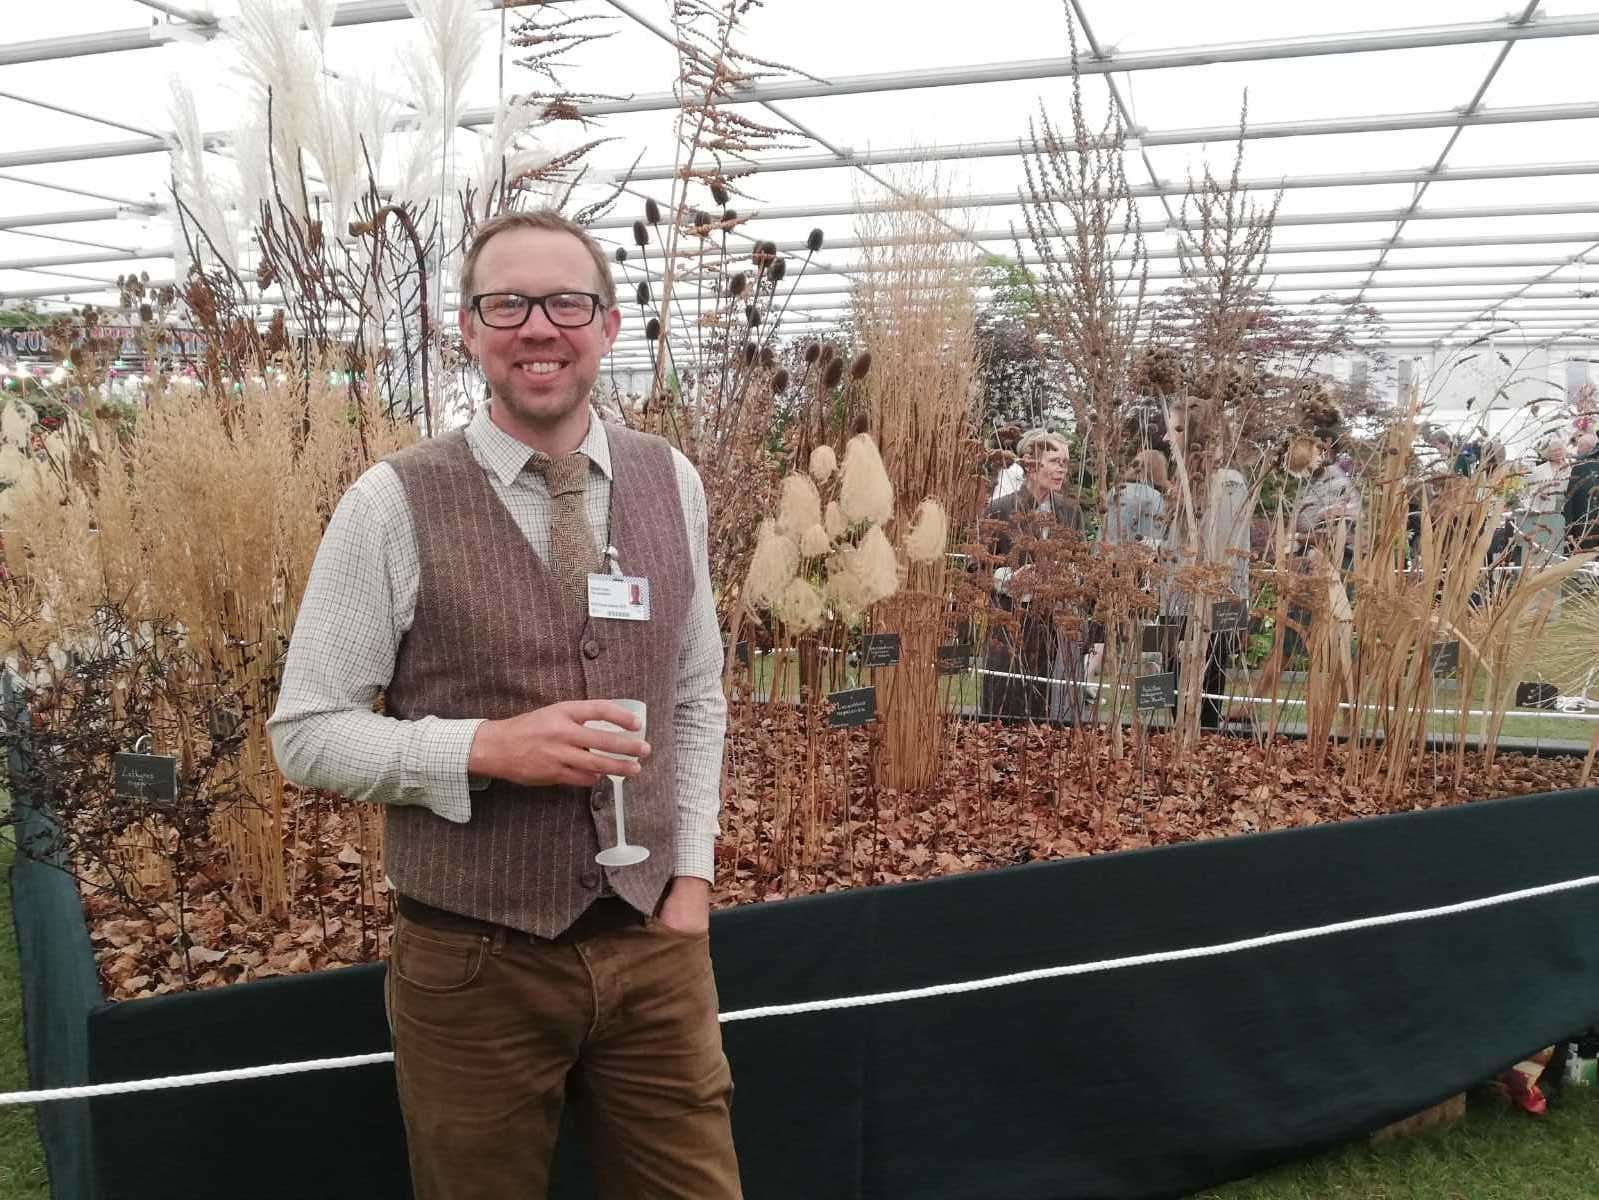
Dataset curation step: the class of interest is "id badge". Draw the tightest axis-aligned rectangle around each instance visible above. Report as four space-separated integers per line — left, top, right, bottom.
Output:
587 573 651 621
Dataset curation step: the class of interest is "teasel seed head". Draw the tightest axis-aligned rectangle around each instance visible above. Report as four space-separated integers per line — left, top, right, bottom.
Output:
644 197 661 225
710 180 730 206
807 228 825 253
772 368 791 394
729 272 748 298
760 345 776 368
636 281 651 307
744 340 758 365
632 220 648 247
722 208 738 227
819 342 836 363
849 351 872 381
693 209 712 235
804 343 821 365
823 357 846 389
645 317 660 341
746 304 761 327
769 256 787 283
614 247 628 263
752 241 777 271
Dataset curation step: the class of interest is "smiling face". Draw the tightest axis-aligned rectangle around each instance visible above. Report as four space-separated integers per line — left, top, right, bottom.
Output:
458 225 622 453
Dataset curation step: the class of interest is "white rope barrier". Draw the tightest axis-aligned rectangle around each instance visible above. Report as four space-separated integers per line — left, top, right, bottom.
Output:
7 870 1599 1106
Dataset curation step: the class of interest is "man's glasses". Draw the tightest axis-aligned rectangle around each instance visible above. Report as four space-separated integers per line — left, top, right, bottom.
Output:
470 291 605 330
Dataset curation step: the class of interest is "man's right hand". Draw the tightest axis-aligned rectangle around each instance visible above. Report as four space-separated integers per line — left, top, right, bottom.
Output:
467 701 651 789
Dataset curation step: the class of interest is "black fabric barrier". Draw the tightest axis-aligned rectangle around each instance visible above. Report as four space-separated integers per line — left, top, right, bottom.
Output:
10 766 101 1200
77 785 1599 1200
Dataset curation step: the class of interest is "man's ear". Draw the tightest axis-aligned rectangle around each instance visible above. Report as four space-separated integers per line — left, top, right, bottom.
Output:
601 301 622 349
458 303 478 359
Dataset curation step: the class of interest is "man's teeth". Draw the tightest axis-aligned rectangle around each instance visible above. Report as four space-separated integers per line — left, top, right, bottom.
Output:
522 362 564 375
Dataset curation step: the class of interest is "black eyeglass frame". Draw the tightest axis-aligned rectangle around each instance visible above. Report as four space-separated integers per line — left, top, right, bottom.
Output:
469 291 607 330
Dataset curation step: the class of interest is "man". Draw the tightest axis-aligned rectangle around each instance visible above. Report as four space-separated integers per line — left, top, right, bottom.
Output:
1564 435 1599 552
980 429 1084 722
268 210 740 1200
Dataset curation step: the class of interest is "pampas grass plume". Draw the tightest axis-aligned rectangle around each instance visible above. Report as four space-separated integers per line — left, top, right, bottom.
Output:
904 498 948 563
799 524 831 558
839 433 894 525
776 577 826 633
809 444 837 483
776 472 822 538
825 500 847 539
744 520 798 607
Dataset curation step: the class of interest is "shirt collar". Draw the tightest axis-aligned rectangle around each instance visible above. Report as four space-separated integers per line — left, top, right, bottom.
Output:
467 404 614 487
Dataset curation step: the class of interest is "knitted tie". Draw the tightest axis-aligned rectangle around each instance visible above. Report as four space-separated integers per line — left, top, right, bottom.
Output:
532 451 599 614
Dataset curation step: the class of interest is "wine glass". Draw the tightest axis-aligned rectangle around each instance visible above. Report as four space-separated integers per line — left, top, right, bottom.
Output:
584 700 650 867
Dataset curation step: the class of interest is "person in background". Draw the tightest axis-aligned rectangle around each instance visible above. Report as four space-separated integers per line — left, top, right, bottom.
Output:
1196 464 1252 730
1100 448 1170 547
990 425 1025 503
1291 439 1360 567
1519 437 1571 565
982 430 1084 722
1564 432 1599 552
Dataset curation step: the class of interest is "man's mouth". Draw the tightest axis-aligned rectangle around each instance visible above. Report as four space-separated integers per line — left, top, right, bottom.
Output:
518 360 567 377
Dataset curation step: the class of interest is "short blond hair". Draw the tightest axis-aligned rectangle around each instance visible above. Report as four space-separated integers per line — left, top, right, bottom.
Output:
459 209 617 309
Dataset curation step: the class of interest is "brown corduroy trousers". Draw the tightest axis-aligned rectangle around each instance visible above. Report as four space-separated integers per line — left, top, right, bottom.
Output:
385 899 742 1199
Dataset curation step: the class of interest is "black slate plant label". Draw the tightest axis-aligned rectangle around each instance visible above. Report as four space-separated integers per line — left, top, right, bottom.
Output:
1134 672 1176 711
861 633 901 668
937 643 975 674
1141 621 1184 654
828 686 877 728
1211 599 1249 634
1429 640 1460 676
726 640 751 667
113 752 178 806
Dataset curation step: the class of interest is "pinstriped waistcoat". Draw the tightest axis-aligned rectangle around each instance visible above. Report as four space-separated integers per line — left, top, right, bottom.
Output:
382 425 693 938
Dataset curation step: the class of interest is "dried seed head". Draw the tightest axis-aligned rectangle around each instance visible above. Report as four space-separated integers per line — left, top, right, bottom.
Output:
904 499 949 563
759 345 776 368
744 520 799 607
632 220 648 247
138 303 154 324
1285 434 1321 480
644 197 661 225
729 272 748 298
839 433 894 526
849 351 872 381
743 341 758 365
645 317 661 341
772 368 791 394
822 358 845 389
809 444 838 484
848 524 901 606
710 180 730 206
693 209 712 235
775 577 826 632
636 281 651 307
799 525 831 559
746 304 761 327
752 241 777 271
776 472 823 538
807 228 825 253
723 208 738 225
825 500 848 539
769 257 786 283
804 343 821 365
825 565 868 625
614 247 628 263
819 342 836 363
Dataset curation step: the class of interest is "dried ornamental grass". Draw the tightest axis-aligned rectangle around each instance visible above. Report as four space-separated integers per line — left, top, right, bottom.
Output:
744 520 799 608
904 499 949 563
809 444 837 484
776 472 823 539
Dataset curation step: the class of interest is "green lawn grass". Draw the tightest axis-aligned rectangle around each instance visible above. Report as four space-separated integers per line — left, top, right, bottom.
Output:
1195 1087 1599 1199
0 837 49 1200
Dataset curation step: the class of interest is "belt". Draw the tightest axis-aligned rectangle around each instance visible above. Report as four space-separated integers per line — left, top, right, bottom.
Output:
396 893 646 943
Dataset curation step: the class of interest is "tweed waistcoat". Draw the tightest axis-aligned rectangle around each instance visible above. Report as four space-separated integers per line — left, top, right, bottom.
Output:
382 424 693 938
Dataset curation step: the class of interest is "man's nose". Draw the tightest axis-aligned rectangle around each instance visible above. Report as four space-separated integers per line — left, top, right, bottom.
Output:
517 304 561 337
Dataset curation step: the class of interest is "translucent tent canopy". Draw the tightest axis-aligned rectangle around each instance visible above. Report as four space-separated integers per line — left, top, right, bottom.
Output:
4 0 1599 410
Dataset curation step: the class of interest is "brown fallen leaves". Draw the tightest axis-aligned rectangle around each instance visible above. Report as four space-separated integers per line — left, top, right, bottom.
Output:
78 721 1586 1000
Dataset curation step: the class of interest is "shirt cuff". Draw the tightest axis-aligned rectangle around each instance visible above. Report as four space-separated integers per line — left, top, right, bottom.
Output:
673 814 718 883
403 717 485 824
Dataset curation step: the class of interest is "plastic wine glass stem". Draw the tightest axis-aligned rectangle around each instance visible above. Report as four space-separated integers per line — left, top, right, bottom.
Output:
611 775 628 845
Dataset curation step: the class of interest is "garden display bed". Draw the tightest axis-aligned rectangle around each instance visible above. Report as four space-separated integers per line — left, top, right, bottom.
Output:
14 770 1599 1200
66 722 1591 1002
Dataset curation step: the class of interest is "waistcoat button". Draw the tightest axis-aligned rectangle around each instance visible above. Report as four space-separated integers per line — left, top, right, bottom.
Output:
579 870 601 890
581 638 601 660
